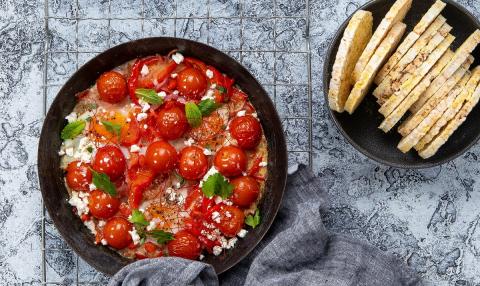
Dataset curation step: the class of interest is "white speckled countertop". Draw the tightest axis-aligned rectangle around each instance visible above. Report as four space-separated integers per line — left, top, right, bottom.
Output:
1 0 480 284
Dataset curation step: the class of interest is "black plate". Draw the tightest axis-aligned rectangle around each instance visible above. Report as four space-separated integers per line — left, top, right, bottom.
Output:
38 38 287 275
323 0 480 168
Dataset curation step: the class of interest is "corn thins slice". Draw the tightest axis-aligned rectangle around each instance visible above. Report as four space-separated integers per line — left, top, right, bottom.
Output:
397 72 471 153
378 50 454 133
373 16 448 101
352 0 413 82
374 0 446 85
410 30 480 113
419 84 480 159
398 58 473 136
344 22 407 114
328 10 373 113
378 33 454 116
415 66 480 151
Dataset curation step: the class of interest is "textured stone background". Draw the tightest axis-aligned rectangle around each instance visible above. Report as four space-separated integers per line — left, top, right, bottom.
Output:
1 0 480 284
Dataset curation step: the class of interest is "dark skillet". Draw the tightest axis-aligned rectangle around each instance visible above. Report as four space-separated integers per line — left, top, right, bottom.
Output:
323 0 480 169
38 38 287 275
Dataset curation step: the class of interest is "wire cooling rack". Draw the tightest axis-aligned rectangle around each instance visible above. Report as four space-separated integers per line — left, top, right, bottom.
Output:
41 0 312 283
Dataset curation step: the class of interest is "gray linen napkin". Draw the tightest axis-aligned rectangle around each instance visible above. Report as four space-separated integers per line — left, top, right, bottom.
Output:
109 165 423 286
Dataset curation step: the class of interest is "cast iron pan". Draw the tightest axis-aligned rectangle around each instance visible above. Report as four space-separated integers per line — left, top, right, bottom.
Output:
38 38 287 275
323 0 480 169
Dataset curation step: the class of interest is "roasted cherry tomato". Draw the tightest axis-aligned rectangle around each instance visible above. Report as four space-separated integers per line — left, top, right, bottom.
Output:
177 67 207 100
93 145 126 181
215 205 245 237
213 146 247 177
188 111 224 142
178 146 208 180
145 141 178 174
88 190 120 219
156 106 188 140
96 71 127 103
65 161 92 191
230 176 260 208
229 115 262 149
103 217 133 249
167 230 201 260
120 117 141 146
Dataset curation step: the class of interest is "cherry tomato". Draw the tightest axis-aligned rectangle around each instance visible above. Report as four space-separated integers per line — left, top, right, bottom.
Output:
156 106 188 140
93 146 126 181
145 141 178 174
167 230 201 260
65 161 92 191
213 146 247 177
88 190 120 219
188 111 224 142
177 67 207 100
120 117 141 146
178 146 208 180
103 217 132 249
230 176 260 208
215 205 245 237
96 71 127 103
229 115 262 149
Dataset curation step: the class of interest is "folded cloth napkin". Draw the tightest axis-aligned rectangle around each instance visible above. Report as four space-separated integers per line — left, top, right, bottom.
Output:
109 165 423 286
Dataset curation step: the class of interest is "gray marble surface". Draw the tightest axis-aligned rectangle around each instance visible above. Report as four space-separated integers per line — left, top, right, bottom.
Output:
1 0 480 284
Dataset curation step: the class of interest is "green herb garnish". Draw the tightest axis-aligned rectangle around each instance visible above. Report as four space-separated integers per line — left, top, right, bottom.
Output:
201 173 233 199
185 102 202 128
245 209 261 228
135 88 163 104
91 169 117 196
198 99 220 116
129 209 149 227
216 85 227 94
61 120 86 140
148 229 174 244
101 120 122 137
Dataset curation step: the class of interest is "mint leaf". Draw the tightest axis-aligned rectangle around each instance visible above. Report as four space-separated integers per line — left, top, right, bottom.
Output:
245 209 261 228
185 102 202 128
201 173 233 199
91 169 117 196
101 120 122 137
148 229 174 244
129 209 149 227
61 120 86 140
135 88 163 104
198 99 220 116
216 85 227 94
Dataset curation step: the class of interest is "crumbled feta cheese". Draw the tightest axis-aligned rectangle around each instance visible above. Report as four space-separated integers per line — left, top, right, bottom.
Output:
199 254 205 260
143 124 148 129
136 112 148 122
237 229 248 238
224 200 233 206
211 211 221 223
201 89 215 101
141 102 151 112
146 220 157 231
98 220 106 227
213 246 223 256
130 145 140 153
259 161 267 167
210 83 217 89
140 64 149 76
219 236 228 248
226 238 237 249
173 90 179 95
84 220 97 235
71 136 97 163
171 73 178 78
126 117 131 123
214 196 223 204
129 228 141 245
158 91 167 98
203 148 213 156
251 112 258 118
89 183 97 191
237 110 246 117
58 150 65 156
101 238 108 245
172 53 184 64
184 138 195 146
65 112 77 123
65 147 74 157
199 166 219 187
177 194 185 205
68 191 89 216
206 69 214 79
225 211 232 218
242 172 247 176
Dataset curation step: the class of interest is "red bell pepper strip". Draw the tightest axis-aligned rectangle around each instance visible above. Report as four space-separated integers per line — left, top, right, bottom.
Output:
248 156 263 177
128 168 155 209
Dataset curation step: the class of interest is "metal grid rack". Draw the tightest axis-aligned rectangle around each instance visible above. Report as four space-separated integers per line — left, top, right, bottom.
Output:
41 0 313 283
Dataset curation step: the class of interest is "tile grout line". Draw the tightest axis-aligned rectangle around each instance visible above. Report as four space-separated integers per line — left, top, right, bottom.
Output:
42 0 49 284
306 0 313 169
